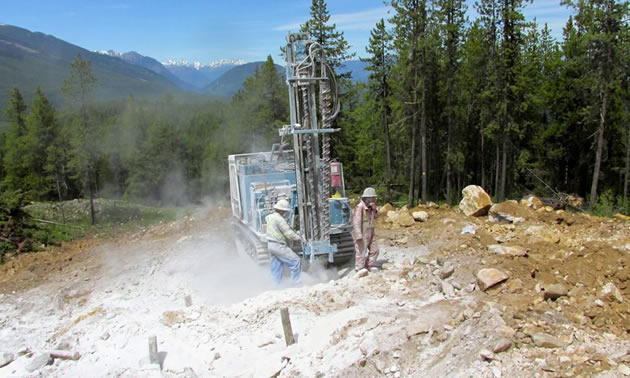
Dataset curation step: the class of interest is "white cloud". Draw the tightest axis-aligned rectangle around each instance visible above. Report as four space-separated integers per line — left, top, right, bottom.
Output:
330 6 392 31
273 6 392 32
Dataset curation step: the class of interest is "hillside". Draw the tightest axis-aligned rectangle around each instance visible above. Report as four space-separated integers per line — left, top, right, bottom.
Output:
163 60 244 89
0 24 181 110
119 51 195 91
204 61 285 97
1 201 630 376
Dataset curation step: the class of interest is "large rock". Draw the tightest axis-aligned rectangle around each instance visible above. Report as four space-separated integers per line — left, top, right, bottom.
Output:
488 244 528 257
531 333 568 348
380 203 395 213
489 201 525 223
492 338 513 353
25 353 53 373
520 195 543 210
544 284 568 301
567 195 584 209
459 185 492 216
0 352 14 368
412 211 429 222
387 211 399 223
601 282 624 303
476 268 509 291
397 213 415 227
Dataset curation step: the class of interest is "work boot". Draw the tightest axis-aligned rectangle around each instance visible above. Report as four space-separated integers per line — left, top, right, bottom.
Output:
354 268 369 278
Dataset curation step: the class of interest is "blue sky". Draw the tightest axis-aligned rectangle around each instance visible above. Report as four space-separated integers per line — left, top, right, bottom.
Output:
0 0 573 64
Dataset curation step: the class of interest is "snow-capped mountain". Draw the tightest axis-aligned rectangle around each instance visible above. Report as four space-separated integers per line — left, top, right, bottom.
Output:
95 50 245 90
96 49 121 57
162 59 246 88
162 59 245 70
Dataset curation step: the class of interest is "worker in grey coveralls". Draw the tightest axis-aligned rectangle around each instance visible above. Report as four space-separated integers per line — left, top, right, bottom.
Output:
265 199 304 284
352 187 379 272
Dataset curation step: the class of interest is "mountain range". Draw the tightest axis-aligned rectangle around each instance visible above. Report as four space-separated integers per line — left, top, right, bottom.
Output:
0 24 369 115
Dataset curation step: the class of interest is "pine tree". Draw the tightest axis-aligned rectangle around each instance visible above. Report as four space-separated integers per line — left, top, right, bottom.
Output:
301 0 356 80
62 54 98 224
232 56 289 144
564 0 630 209
436 0 467 202
362 19 394 200
390 0 434 205
22 88 59 198
2 88 28 192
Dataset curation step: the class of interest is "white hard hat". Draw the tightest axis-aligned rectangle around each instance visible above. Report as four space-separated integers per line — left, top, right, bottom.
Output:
274 199 291 212
362 187 377 198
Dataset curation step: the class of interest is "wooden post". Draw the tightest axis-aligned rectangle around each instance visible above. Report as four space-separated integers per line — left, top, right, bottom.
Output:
280 308 295 346
184 295 192 307
148 336 159 365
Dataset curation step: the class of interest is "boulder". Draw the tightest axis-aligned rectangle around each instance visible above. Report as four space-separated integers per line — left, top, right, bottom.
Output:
0 352 14 368
459 185 492 216
397 213 415 227
543 284 568 301
489 202 525 223
492 338 513 353
387 211 399 222
479 349 495 361
440 264 455 279
567 195 584 209
531 333 568 348
488 244 528 257
601 282 624 303
520 195 543 210
380 203 395 213
412 211 429 222
25 353 53 373
427 202 439 209
476 268 509 291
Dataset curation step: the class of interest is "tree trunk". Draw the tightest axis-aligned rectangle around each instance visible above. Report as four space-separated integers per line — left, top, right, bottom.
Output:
88 170 95 225
446 116 452 203
499 132 507 202
624 122 630 208
420 79 427 204
55 175 66 224
481 125 485 190
383 81 392 202
408 110 417 207
494 143 500 198
408 51 419 208
589 88 608 211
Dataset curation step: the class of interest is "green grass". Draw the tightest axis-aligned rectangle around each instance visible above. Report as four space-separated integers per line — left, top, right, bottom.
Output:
23 199 177 248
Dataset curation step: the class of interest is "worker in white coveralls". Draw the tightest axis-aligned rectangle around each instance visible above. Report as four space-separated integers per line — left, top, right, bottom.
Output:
352 187 379 272
265 199 304 284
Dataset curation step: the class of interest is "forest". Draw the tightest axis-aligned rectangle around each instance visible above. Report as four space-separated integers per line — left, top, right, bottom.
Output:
1 0 629 222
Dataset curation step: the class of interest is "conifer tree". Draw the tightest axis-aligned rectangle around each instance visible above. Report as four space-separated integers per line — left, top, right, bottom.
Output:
63 54 98 224
362 19 394 200
2 88 28 192
301 0 356 79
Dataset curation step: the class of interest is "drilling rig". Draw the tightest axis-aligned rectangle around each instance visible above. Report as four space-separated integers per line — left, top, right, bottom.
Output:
228 32 354 265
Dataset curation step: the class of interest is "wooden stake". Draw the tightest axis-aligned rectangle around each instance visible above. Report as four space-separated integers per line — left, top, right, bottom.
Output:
280 308 295 346
148 336 159 365
49 350 80 360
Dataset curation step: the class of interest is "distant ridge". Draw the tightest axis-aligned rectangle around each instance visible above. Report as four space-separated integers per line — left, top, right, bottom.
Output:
0 24 180 109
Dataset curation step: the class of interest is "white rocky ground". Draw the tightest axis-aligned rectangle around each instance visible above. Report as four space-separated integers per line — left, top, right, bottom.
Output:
1 205 630 377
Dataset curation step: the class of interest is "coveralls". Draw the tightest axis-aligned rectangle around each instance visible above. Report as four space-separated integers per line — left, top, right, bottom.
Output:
265 211 302 284
352 200 379 271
